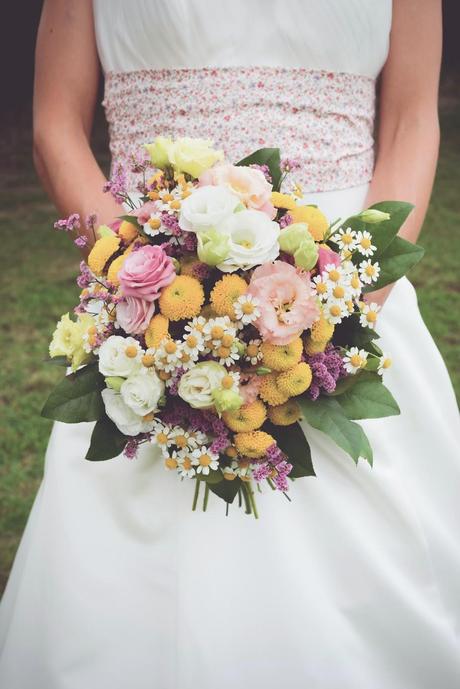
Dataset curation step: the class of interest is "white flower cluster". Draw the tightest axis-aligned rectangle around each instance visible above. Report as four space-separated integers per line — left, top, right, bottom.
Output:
151 423 218 477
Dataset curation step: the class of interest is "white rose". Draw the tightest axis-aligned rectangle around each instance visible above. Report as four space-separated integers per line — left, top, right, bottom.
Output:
179 185 240 233
98 335 143 377
169 138 224 178
216 209 280 272
120 369 164 416
101 388 154 436
178 361 226 409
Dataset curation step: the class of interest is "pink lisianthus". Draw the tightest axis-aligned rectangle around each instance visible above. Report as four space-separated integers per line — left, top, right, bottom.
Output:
247 261 319 345
317 246 341 275
116 297 155 335
118 245 175 302
198 163 276 219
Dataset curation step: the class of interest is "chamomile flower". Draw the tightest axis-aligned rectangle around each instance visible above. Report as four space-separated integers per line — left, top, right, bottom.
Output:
359 302 381 329
151 423 175 455
186 430 208 449
177 452 196 479
184 316 207 335
143 209 164 237
322 263 345 287
222 465 238 480
343 347 369 374
182 329 205 360
154 339 184 373
311 274 329 300
349 270 363 298
378 352 393 375
355 230 376 257
244 338 263 366
359 260 381 285
233 294 261 326
169 427 194 451
164 450 182 471
157 186 183 214
322 299 349 325
231 458 254 478
328 282 353 302
331 227 357 251
191 446 219 475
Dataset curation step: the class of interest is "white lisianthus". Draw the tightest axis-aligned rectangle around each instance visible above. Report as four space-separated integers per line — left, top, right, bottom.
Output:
169 138 224 178
216 209 280 272
178 185 240 233
98 335 143 377
101 388 155 436
178 361 226 409
120 369 165 416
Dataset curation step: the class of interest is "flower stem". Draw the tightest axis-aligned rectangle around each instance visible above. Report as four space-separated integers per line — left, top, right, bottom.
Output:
241 483 252 515
245 482 259 520
192 479 201 511
203 483 210 512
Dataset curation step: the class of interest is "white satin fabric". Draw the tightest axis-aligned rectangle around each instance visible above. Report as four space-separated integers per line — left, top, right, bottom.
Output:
1 2 460 688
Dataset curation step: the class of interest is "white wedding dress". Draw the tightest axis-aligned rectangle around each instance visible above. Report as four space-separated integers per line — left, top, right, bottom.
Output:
1 2 460 687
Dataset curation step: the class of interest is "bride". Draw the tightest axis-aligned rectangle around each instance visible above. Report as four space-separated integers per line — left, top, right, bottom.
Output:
1 1 459 687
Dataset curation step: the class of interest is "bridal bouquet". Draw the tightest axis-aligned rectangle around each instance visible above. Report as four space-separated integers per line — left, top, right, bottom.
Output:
43 138 424 516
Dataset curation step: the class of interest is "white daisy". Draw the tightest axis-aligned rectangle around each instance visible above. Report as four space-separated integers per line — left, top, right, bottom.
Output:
343 347 369 374
311 274 329 300
184 316 207 335
348 270 363 298
233 294 261 326
186 430 208 449
164 449 183 471
143 211 164 237
231 458 255 478
322 299 349 325
322 263 345 287
244 338 263 366
359 259 381 285
331 227 357 251
191 447 219 475
355 230 376 257
177 452 196 479
170 427 193 451
182 329 205 359
378 352 393 375
328 282 353 302
222 465 238 480
359 302 381 330
154 340 184 373
151 423 175 455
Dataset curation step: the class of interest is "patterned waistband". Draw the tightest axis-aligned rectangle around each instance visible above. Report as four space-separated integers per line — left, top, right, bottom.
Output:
103 66 376 193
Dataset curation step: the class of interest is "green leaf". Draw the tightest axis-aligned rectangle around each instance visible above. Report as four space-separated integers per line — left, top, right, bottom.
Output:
44 355 69 367
363 236 424 292
118 214 141 228
85 415 127 461
198 468 224 484
334 373 400 419
298 396 373 465
209 477 242 504
41 364 105 423
265 421 315 478
332 313 379 349
236 148 282 191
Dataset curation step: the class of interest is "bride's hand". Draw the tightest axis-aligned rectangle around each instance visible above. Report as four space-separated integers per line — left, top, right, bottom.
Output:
365 284 393 308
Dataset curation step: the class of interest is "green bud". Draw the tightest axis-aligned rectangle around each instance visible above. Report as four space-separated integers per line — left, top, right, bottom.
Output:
279 222 311 254
358 209 391 224
212 388 244 414
171 257 181 273
197 227 230 266
97 224 115 239
294 238 319 270
104 376 125 392
256 366 272 375
234 339 247 356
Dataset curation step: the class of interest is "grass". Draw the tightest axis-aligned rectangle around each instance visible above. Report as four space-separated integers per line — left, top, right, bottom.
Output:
0 93 459 594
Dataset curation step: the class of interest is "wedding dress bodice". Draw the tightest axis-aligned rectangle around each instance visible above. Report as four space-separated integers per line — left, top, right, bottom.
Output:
92 0 392 193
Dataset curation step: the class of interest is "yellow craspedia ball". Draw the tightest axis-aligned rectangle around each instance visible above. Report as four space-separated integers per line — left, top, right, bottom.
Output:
311 314 335 343
222 399 267 433
260 337 303 372
234 431 274 459
259 373 289 406
210 274 248 319
289 206 329 242
107 247 133 286
87 235 121 276
118 219 139 243
267 400 302 426
145 314 169 348
159 275 205 321
277 362 312 397
271 191 298 210
304 336 328 355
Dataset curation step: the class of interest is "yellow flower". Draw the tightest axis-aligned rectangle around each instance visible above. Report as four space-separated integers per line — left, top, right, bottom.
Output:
261 338 303 372
267 400 302 426
87 235 121 276
107 245 133 286
222 399 267 432
159 275 205 321
234 431 274 459
170 137 224 178
277 362 313 397
118 219 138 243
289 206 329 242
258 373 289 406
304 336 328 355
145 314 169 348
49 313 94 371
210 274 248 319
271 191 298 210
180 255 207 281
310 314 335 343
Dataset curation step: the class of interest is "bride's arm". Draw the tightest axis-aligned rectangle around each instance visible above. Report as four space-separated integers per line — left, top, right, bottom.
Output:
365 0 442 304
33 0 122 246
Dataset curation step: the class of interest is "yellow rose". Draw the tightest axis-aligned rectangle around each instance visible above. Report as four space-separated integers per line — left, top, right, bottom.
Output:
49 313 94 370
169 137 224 178
144 136 174 169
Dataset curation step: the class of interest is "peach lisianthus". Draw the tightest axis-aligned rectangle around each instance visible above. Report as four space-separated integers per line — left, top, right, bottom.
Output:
247 261 319 345
199 164 276 219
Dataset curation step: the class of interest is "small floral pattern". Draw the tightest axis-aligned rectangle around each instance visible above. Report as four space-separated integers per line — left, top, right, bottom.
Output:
103 66 376 193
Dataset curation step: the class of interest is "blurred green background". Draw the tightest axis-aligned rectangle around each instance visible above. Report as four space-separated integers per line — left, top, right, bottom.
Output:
0 3 459 594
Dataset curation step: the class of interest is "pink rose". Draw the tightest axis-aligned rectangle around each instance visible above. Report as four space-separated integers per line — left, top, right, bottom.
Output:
317 246 341 275
199 164 276 219
116 297 155 335
247 261 319 345
118 245 175 302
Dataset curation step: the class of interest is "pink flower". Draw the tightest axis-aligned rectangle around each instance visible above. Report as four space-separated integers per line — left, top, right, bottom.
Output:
199 164 276 219
116 297 155 335
132 201 160 225
317 246 341 275
118 245 175 302
239 374 262 405
247 261 319 345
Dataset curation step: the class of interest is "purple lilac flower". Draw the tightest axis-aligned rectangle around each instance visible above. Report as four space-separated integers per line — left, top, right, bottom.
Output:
129 151 151 174
85 213 97 232
168 367 186 396
281 158 302 173
265 443 285 466
279 213 293 229
74 235 89 248
306 344 346 400
252 463 272 482
161 212 181 236
54 213 80 232
210 434 230 454
103 163 128 203
123 441 138 460
182 232 198 252
76 261 93 288
249 163 272 183
190 261 211 281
